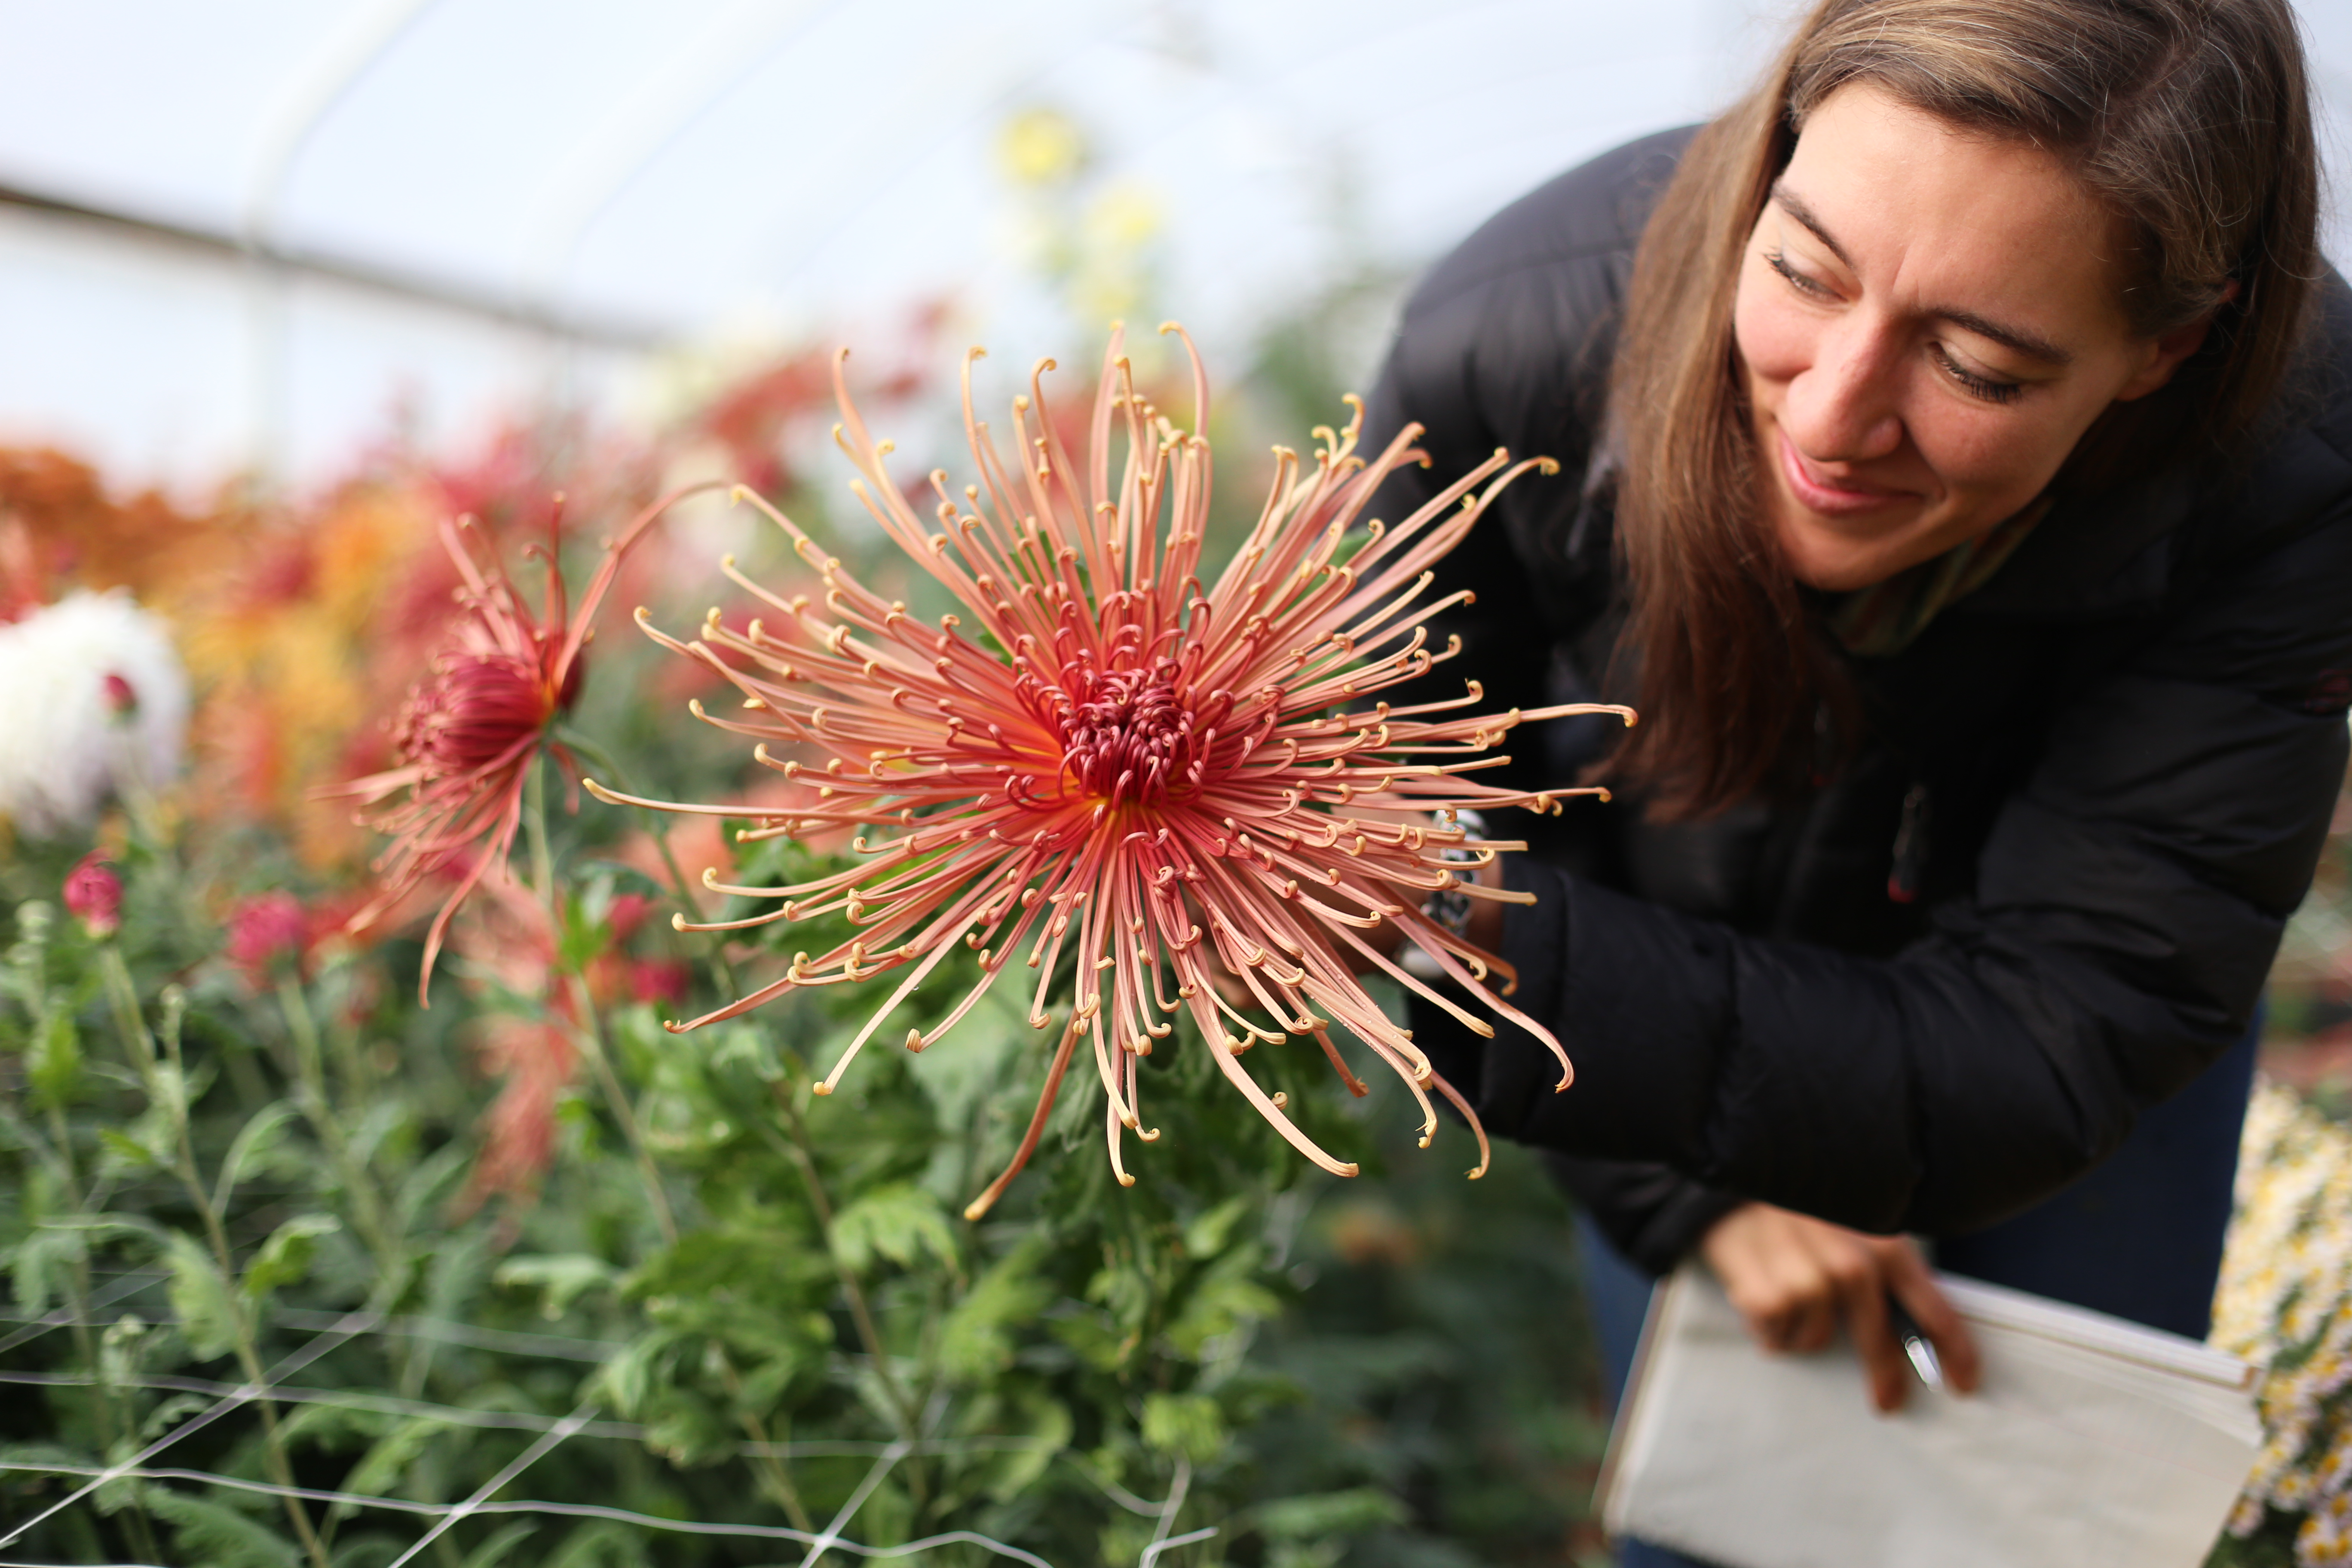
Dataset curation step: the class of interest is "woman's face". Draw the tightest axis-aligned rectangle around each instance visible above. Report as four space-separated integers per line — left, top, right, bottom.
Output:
1733 83 2209 592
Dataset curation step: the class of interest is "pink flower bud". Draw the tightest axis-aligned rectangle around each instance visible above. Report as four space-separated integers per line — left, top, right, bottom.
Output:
629 959 689 1008
227 891 309 985
63 852 121 938
605 893 650 943
101 672 137 719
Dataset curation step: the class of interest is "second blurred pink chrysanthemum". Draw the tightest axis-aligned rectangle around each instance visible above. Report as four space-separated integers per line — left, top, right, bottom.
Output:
325 490 708 1000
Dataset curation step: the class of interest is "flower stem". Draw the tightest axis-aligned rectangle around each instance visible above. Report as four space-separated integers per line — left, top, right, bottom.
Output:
763 1079 933 1510
273 977 404 1302
104 959 330 1568
521 751 812 1528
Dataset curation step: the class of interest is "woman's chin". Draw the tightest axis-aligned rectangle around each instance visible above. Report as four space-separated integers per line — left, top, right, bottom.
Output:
1777 515 1921 592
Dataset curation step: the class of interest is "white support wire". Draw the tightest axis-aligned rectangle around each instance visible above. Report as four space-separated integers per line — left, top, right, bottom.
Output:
385 1401 600 1567
0 1461 1070 1567
1139 1527 1220 1566
0 1272 161 1357
1141 1452 1192 1561
797 1436 911 1568
0 1310 380 1549
271 1306 619 1363
0 1366 1070 1463
3 1311 1211 1565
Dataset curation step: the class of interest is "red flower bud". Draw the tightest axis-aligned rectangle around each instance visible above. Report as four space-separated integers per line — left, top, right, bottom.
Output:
63 852 121 938
227 891 309 986
628 959 689 1008
101 672 137 719
605 892 650 944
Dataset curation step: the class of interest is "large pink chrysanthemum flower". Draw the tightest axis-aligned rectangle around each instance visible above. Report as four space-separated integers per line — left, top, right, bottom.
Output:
328 489 708 1000
592 327 1628 1216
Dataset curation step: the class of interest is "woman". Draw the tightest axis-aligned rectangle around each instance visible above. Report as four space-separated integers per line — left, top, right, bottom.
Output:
1363 0 2345 1558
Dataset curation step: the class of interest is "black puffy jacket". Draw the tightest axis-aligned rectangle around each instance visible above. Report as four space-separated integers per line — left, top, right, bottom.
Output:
1362 127 2352 1274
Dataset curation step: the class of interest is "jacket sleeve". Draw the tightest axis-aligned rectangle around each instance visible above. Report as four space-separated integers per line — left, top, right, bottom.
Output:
1472 500 2352 1236
1360 130 1743 1267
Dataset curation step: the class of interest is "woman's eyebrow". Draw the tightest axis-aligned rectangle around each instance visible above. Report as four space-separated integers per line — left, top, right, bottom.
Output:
1768 180 2074 367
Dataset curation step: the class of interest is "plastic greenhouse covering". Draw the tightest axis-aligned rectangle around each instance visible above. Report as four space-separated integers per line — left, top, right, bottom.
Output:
3 0 2340 493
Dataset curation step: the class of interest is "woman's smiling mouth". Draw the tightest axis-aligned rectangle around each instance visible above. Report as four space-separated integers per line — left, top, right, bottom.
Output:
1776 428 1913 516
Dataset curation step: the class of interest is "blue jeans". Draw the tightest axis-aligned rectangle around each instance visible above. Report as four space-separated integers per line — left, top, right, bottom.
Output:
1580 1017 2263 1568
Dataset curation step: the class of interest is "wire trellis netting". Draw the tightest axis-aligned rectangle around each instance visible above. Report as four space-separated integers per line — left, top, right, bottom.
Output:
0 1277 1215 1566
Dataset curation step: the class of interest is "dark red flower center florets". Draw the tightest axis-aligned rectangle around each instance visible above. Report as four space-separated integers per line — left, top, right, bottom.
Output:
396 648 576 776
1055 660 1197 806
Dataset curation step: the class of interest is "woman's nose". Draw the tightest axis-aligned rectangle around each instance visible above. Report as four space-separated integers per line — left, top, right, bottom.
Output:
1781 318 1905 463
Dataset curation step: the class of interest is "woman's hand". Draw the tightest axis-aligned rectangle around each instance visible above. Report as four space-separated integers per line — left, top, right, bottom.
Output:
1697 1200 1981 1412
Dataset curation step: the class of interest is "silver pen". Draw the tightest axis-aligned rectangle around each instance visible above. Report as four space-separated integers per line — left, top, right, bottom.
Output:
1889 1298 1945 1390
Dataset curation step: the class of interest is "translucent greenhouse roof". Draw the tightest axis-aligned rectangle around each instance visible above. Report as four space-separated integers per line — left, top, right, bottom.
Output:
0 0 2346 489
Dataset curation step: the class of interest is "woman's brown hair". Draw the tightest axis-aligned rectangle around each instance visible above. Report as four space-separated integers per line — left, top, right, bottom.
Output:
1607 0 2321 818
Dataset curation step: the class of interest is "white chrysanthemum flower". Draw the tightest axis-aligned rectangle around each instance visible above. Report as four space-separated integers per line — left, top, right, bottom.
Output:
0 589 188 834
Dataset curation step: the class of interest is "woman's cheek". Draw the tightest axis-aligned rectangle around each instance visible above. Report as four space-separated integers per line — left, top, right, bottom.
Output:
1910 404 2049 511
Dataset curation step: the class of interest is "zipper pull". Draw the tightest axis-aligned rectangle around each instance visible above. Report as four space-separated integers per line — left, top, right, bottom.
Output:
1888 783 1932 904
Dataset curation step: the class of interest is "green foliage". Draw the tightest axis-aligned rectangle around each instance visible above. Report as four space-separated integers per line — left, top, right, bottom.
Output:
0 805 1614 1566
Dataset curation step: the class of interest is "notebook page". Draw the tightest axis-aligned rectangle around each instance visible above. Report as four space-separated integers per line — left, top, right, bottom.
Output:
1599 1264 2261 1568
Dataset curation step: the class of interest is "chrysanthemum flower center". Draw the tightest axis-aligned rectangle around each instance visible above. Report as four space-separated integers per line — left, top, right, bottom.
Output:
397 649 576 775
1057 661 1193 805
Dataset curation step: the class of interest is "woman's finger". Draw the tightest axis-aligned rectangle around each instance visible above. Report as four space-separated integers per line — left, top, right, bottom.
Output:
1823 1243 1909 1412
1883 1241 1981 1394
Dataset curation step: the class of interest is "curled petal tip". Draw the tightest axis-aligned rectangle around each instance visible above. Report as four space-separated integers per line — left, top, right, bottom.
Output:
582 778 617 802
662 1020 687 1034
729 484 753 504
1337 1162 1362 1178
1536 456 1561 475
961 1199 991 1222
1117 1173 1136 1188
812 1081 835 1096
904 1028 926 1053
670 913 689 931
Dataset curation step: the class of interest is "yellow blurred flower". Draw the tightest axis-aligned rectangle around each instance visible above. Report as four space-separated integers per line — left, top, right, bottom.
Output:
996 105 1087 189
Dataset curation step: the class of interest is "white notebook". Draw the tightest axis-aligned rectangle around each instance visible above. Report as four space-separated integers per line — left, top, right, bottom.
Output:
1596 1262 2262 1568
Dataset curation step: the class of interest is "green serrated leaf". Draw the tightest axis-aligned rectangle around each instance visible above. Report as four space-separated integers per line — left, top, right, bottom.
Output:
1140 1390 1226 1464
937 1238 1054 1383
26 1008 81 1109
981 1396 1072 1503
331 1415 448 1517
212 1100 299 1214
147 1483 300 1567
594 1329 684 1419
459 1520 542 1568
494 1253 619 1318
1251 1486 1409 1541
8 1224 84 1316
1182 1194 1254 1261
830 1182 958 1277
95 1127 162 1173
165 1232 239 1360
242 1214 340 1302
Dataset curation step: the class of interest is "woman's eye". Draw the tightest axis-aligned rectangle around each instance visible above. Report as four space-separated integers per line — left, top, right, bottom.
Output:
1765 249 1836 300
1928 343 2024 405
